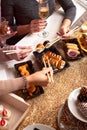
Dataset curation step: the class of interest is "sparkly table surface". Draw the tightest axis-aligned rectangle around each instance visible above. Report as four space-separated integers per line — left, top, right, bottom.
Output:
17 45 87 130
17 11 87 130
17 56 87 130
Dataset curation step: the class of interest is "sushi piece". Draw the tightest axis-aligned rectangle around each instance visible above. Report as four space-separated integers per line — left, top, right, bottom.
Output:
67 49 80 59
57 60 66 69
35 43 45 53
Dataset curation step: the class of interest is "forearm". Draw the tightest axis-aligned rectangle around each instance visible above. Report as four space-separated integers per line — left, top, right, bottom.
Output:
0 46 17 62
17 24 30 35
58 0 76 22
61 19 71 28
0 77 25 96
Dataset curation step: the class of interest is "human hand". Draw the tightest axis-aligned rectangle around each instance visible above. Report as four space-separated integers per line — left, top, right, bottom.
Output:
57 26 76 39
15 46 33 60
57 25 71 38
0 21 17 45
0 21 17 36
26 67 53 86
29 19 47 33
3 45 32 60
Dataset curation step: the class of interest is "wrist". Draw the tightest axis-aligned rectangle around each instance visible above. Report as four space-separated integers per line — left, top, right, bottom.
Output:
22 76 29 89
62 19 71 28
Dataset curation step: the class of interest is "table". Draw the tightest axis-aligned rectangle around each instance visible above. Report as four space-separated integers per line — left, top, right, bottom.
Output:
0 1 87 130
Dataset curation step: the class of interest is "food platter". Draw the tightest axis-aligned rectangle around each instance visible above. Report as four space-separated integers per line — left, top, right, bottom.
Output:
63 38 84 60
57 104 65 130
14 60 44 100
0 93 29 130
23 124 56 130
68 87 87 123
77 33 87 53
33 45 70 73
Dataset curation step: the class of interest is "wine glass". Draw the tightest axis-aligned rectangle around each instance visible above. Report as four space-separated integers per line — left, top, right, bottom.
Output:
0 17 17 47
38 0 49 38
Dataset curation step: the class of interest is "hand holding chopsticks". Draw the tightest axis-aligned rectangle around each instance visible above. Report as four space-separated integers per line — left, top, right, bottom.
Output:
57 26 80 40
2 46 32 60
44 26 81 48
42 55 54 83
3 49 21 54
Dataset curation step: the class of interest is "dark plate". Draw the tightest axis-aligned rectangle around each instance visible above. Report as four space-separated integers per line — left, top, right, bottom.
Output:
14 86 44 100
14 60 44 100
33 45 70 73
63 38 84 61
14 60 34 76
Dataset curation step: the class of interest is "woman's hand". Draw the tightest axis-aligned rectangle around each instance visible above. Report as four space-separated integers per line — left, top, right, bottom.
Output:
3 45 32 60
26 67 53 86
16 46 33 60
0 21 17 45
0 21 17 37
29 19 47 33
57 19 73 39
57 26 75 39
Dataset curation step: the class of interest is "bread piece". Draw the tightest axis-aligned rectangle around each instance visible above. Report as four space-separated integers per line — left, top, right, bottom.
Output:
66 43 78 47
66 43 79 51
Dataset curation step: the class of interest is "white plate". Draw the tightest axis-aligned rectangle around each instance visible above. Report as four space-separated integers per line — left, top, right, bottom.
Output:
57 104 65 130
23 124 56 130
68 87 87 123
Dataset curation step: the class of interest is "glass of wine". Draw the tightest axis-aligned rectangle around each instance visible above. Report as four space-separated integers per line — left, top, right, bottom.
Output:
38 0 49 38
0 17 6 46
0 17 17 47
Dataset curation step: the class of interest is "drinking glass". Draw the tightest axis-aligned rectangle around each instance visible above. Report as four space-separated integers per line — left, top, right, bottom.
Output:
38 0 49 38
0 17 16 47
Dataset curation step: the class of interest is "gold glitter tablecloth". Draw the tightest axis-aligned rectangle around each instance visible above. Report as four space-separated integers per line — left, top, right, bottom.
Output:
16 47 87 130
16 11 87 130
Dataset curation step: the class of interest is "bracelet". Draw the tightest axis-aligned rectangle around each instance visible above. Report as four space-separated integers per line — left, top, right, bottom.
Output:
22 76 29 89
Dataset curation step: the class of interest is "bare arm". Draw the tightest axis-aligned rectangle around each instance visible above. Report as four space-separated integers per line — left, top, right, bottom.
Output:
0 67 53 96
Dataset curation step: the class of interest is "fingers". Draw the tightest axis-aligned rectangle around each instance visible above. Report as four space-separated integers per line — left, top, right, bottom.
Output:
30 19 47 33
57 27 74 39
42 67 54 83
16 46 32 60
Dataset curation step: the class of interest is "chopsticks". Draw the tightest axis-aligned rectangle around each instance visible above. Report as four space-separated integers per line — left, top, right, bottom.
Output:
42 56 54 83
3 49 20 55
69 26 80 33
49 26 80 47
3 26 80 55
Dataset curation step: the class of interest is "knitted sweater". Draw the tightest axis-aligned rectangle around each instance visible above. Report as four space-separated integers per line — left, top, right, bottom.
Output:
1 0 76 45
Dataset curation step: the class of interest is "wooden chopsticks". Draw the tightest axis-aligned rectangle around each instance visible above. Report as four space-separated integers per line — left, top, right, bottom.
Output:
42 56 54 83
3 50 20 55
3 26 80 55
48 26 80 47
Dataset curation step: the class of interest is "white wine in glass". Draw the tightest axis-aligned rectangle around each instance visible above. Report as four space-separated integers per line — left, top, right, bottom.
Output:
0 17 17 47
38 0 49 38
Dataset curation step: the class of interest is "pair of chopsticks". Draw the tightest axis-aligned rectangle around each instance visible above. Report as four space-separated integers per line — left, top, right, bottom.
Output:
3 49 21 55
3 26 80 55
42 56 54 83
49 26 80 47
